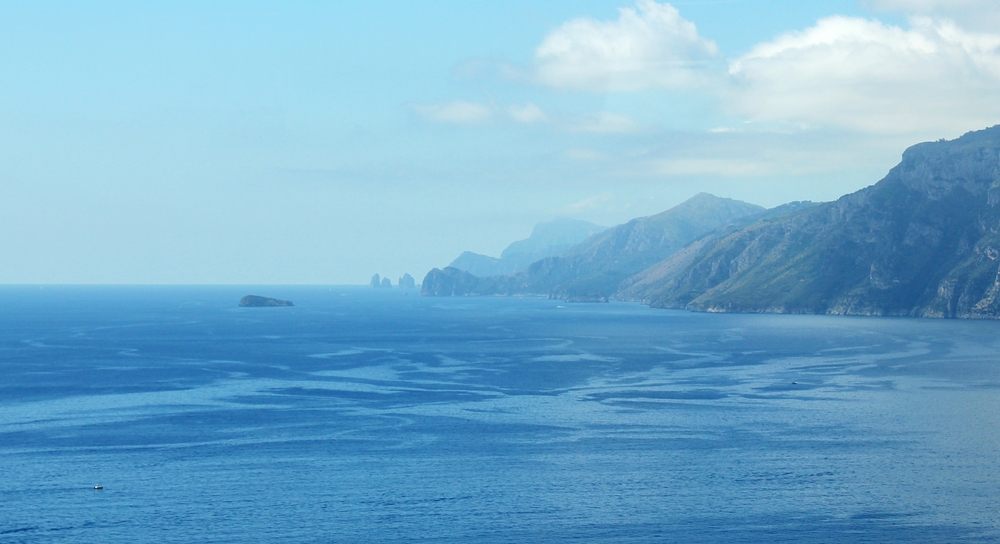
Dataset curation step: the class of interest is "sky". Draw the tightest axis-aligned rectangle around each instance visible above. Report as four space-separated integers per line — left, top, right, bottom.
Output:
2 0 1000 284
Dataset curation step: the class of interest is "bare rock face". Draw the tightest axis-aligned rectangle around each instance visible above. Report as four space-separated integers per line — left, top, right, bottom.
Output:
632 125 1000 319
421 267 488 296
239 295 293 307
381 277 392 288
370 274 382 288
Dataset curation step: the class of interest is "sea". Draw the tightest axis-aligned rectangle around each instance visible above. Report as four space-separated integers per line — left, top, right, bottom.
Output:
1 285 998 543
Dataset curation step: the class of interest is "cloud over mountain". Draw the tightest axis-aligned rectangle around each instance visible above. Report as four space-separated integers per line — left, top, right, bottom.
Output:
866 0 1000 30
727 15 1000 134
534 0 720 92
529 1 1000 135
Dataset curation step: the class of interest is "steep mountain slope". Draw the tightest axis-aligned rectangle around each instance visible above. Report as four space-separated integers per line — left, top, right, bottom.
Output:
617 201 819 300
447 218 607 277
501 218 609 265
447 252 509 278
631 126 1000 318
423 193 764 299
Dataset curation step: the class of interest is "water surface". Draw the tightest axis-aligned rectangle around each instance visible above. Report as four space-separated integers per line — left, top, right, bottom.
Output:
1 286 998 542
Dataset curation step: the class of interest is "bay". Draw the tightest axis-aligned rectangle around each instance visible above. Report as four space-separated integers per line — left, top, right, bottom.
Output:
0 286 998 542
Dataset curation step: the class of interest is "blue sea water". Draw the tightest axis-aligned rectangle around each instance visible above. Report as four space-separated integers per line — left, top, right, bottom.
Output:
1 286 998 543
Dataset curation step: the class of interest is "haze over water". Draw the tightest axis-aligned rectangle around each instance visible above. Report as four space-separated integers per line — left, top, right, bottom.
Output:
1 286 998 542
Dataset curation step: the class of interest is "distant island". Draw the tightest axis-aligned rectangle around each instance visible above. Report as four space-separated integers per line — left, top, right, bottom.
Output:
370 272 418 289
398 273 416 289
239 295 293 307
421 125 1000 319
370 273 392 288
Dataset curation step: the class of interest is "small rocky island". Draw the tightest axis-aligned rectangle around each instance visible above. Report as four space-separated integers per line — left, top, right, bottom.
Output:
371 273 418 288
398 273 416 289
239 295 294 307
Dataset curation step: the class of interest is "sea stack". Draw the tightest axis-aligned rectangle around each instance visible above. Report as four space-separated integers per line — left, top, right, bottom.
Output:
370 274 382 288
399 273 416 289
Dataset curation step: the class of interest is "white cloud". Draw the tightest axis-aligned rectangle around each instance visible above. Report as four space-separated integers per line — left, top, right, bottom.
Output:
534 0 720 92
508 103 547 123
866 0 1000 26
727 16 1000 134
413 100 493 124
419 8 1000 140
709 126 746 134
569 112 642 133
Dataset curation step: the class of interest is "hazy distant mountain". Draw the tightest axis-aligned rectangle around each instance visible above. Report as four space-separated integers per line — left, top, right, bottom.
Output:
629 126 1000 318
499 218 610 266
618 201 819 299
447 252 509 278
447 218 607 277
424 193 765 299
420 266 486 297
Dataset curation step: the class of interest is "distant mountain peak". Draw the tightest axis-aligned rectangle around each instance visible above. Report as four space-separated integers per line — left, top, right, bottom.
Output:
500 218 606 262
630 124 1000 319
426 193 764 299
447 218 607 277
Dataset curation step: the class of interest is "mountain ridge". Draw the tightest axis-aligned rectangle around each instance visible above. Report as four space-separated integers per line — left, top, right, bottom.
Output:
447 218 607 277
423 193 765 300
628 125 1000 318
422 125 1000 319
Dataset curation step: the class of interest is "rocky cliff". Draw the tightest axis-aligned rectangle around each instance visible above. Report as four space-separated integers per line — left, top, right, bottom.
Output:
629 126 1000 318
421 267 496 296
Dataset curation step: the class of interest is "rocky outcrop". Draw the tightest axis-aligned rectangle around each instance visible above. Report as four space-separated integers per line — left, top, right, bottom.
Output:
421 267 497 296
398 273 417 289
370 274 393 288
629 125 1000 319
239 295 293 307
